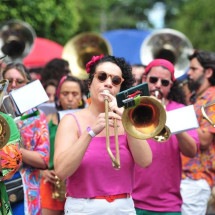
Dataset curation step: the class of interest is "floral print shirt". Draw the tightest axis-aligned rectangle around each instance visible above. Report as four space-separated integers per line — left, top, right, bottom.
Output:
182 86 215 187
18 110 49 215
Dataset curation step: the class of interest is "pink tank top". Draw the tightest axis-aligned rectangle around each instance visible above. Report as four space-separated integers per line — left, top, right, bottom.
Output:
66 115 135 198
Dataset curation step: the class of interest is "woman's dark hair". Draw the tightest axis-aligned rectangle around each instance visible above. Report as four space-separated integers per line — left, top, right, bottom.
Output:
88 55 135 91
2 62 31 82
55 75 85 110
43 79 58 91
167 80 186 105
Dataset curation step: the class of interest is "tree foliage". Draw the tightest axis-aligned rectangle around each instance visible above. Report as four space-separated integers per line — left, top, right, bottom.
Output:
0 0 81 45
169 0 215 51
0 0 215 52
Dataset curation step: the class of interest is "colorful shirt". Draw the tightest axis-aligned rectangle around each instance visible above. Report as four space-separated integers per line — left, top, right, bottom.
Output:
132 101 199 212
18 110 49 215
0 112 22 215
182 86 215 187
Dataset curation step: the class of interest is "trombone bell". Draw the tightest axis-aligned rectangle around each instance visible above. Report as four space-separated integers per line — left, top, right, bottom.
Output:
122 96 167 139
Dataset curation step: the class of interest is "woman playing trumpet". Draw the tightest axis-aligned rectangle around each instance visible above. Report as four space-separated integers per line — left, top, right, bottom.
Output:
54 55 152 215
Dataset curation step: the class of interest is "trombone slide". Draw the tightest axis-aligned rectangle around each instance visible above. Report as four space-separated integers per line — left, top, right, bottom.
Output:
104 92 120 169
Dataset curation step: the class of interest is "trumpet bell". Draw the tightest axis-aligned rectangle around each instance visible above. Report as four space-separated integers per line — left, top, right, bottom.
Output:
122 96 166 139
62 32 112 80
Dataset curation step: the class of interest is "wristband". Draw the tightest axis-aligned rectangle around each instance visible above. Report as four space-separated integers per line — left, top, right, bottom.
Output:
87 126 96 138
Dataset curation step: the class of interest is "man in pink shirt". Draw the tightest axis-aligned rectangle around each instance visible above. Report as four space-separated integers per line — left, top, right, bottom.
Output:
132 59 199 215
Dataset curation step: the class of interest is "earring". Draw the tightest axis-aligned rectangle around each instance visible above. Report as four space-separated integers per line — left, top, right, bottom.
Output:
79 100 83 106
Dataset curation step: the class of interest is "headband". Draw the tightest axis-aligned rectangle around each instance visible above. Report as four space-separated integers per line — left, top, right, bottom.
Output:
56 75 67 98
144 59 176 81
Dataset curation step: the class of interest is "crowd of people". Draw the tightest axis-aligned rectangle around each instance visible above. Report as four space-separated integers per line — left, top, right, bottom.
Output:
0 47 215 215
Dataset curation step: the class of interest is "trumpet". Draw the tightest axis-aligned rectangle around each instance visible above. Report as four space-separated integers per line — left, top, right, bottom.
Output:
201 101 215 127
104 90 120 169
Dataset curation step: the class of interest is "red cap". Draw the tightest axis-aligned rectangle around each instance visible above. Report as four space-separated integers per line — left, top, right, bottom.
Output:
144 59 176 81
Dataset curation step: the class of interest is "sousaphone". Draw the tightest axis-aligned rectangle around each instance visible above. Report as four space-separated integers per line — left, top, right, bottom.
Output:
62 32 112 80
0 19 36 63
0 79 10 148
140 28 193 79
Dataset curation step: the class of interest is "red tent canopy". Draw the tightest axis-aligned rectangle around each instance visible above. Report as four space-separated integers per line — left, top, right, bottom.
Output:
23 37 63 68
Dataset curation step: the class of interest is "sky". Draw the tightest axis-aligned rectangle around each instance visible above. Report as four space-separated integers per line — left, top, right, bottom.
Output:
148 2 166 28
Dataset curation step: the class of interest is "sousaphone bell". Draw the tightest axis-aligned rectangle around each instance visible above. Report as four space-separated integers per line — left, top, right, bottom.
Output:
62 32 112 80
140 28 193 79
0 19 36 63
0 79 10 148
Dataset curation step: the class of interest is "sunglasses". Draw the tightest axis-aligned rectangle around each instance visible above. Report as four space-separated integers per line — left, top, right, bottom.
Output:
95 72 124 86
149 76 171 87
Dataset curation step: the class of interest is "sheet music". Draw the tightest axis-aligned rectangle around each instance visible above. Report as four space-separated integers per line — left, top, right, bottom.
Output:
9 80 49 114
38 103 57 115
166 105 199 134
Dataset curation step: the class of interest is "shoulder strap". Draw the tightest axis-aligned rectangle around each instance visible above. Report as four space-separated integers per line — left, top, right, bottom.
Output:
67 113 82 136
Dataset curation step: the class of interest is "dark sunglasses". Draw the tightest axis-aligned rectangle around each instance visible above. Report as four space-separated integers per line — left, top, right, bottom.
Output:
149 76 171 87
95 72 124 86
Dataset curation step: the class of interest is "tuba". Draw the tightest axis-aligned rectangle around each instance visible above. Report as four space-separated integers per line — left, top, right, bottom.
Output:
0 19 36 63
0 79 10 148
62 32 112 80
140 28 193 79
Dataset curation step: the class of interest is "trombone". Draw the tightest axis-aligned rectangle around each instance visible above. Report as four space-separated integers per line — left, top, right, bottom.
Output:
104 90 120 169
201 101 215 127
105 84 171 169
117 84 170 141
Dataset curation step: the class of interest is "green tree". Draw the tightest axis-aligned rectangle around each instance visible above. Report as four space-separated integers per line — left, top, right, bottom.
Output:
0 0 81 45
170 0 215 51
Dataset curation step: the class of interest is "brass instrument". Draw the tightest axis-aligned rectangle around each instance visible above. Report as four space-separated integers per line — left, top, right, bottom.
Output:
104 90 120 169
62 32 112 80
0 79 10 148
140 28 193 79
52 175 66 201
201 101 215 127
152 90 171 142
0 19 36 63
122 96 168 140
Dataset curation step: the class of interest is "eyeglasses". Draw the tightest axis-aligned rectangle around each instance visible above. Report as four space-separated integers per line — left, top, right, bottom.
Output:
149 76 171 87
7 78 26 86
94 72 124 86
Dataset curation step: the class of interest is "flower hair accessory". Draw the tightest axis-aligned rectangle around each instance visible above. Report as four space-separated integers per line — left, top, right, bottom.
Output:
86 54 104 73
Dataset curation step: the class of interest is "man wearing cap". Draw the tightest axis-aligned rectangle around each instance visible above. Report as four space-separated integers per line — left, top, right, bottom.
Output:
180 50 215 215
132 59 200 215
